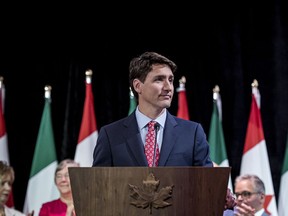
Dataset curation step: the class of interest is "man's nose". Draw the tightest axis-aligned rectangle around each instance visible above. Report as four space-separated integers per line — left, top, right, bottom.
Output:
163 80 173 90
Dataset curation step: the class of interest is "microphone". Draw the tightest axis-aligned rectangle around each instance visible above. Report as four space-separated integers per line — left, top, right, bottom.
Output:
152 122 160 167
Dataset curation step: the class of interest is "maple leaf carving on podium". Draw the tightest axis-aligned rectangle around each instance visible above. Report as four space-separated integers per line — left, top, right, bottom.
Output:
128 172 174 214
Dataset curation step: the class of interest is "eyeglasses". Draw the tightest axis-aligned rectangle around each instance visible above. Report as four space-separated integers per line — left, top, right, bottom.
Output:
235 191 260 199
55 173 69 180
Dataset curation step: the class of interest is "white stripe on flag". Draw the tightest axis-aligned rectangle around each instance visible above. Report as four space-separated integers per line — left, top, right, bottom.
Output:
23 161 59 216
75 131 98 167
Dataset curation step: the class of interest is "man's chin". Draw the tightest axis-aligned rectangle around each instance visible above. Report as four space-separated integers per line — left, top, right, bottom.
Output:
162 102 171 108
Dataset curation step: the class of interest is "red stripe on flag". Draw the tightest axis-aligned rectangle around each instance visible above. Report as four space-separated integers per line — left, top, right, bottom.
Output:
177 90 189 120
263 195 272 215
0 88 14 208
78 83 97 143
243 95 264 153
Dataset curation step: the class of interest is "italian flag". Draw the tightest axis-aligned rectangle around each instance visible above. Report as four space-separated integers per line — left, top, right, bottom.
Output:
74 70 97 167
278 131 288 216
0 78 14 207
208 85 233 192
23 86 58 216
176 76 189 120
240 81 278 216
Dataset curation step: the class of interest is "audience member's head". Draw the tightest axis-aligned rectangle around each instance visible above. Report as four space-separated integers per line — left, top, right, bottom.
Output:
234 174 266 213
54 159 80 195
0 161 15 206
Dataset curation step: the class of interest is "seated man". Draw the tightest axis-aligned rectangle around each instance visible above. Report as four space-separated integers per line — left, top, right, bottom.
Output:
234 174 269 216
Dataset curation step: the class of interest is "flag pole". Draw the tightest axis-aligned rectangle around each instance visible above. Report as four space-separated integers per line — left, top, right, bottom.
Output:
213 85 220 100
252 79 258 87
85 68 93 83
177 76 186 92
44 85 52 100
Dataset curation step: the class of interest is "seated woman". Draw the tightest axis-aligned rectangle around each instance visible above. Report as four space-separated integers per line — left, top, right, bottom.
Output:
39 159 80 216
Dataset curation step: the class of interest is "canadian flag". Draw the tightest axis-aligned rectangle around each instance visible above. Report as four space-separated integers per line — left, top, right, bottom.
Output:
240 80 278 216
74 69 98 167
0 77 14 207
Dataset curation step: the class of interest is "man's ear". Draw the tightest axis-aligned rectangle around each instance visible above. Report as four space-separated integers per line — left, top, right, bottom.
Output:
133 79 141 94
260 193 266 203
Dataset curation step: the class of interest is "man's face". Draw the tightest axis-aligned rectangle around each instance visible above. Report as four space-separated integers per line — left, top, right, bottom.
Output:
134 64 174 112
234 180 264 212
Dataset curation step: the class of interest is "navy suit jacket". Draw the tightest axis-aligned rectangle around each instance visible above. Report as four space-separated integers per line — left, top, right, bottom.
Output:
92 111 213 167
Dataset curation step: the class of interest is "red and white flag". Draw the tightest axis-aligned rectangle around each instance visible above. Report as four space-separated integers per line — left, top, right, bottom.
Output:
240 80 278 216
74 69 98 167
0 77 14 208
176 76 189 120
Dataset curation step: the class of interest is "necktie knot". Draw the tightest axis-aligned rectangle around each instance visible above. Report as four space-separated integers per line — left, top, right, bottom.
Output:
148 121 156 131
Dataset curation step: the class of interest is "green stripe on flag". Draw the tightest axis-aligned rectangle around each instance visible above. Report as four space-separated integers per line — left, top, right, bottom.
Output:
30 98 57 177
128 88 137 115
281 132 288 175
208 102 228 164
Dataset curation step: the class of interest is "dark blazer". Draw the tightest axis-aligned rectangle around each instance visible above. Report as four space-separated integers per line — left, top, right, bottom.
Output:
92 111 213 167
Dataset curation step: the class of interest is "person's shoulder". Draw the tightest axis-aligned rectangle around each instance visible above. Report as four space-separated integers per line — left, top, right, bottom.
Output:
169 113 200 126
101 114 134 130
41 198 62 207
167 113 206 133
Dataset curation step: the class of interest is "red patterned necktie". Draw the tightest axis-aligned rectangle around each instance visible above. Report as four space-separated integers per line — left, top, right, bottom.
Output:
144 121 160 167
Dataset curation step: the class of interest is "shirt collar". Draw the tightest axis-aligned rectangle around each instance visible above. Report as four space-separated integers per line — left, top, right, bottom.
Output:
135 106 166 129
255 208 265 216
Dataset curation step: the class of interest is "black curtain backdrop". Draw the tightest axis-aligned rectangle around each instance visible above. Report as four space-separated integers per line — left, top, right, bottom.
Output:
1 1 288 211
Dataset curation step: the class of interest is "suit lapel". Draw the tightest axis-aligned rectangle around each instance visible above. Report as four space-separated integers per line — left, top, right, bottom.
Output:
124 113 148 166
158 113 178 166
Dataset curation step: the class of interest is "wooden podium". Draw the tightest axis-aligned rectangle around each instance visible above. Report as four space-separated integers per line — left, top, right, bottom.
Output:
69 167 230 216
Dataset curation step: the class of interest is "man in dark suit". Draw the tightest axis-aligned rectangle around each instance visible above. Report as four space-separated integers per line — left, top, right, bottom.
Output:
92 51 212 167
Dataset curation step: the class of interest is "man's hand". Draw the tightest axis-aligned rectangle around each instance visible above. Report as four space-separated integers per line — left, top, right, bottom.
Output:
234 202 256 216
224 188 236 209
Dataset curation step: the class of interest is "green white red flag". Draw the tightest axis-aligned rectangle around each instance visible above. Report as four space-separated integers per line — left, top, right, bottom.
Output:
208 85 233 192
23 86 58 216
